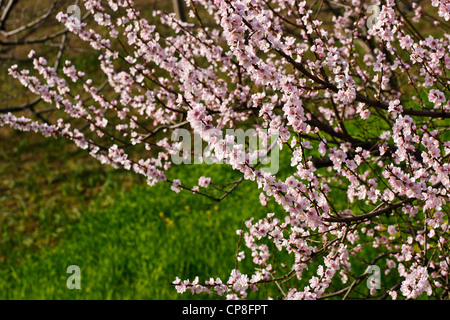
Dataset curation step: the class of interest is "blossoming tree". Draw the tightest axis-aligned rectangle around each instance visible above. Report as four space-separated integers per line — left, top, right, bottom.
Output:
1 0 449 300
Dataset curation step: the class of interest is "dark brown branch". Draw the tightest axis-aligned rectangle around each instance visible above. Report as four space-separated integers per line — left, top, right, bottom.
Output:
324 197 415 223
0 0 57 37
0 0 17 30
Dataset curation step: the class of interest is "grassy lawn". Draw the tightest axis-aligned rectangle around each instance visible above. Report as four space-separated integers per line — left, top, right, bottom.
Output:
0 130 282 299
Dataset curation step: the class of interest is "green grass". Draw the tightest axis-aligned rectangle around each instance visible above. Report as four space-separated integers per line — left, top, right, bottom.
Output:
0 132 275 299
0 182 233 299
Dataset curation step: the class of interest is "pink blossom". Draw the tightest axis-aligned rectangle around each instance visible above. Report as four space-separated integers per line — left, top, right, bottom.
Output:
198 176 211 188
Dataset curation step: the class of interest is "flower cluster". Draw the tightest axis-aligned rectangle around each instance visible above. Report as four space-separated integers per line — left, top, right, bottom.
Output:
2 0 449 300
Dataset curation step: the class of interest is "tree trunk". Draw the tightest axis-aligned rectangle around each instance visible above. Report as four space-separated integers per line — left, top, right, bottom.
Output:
172 0 185 21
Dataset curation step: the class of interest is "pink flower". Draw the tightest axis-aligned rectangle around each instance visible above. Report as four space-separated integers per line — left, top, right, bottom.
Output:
428 89 446 108
389 291 398 300
198 176 211 188
171 179 181 193
387 225 397 235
